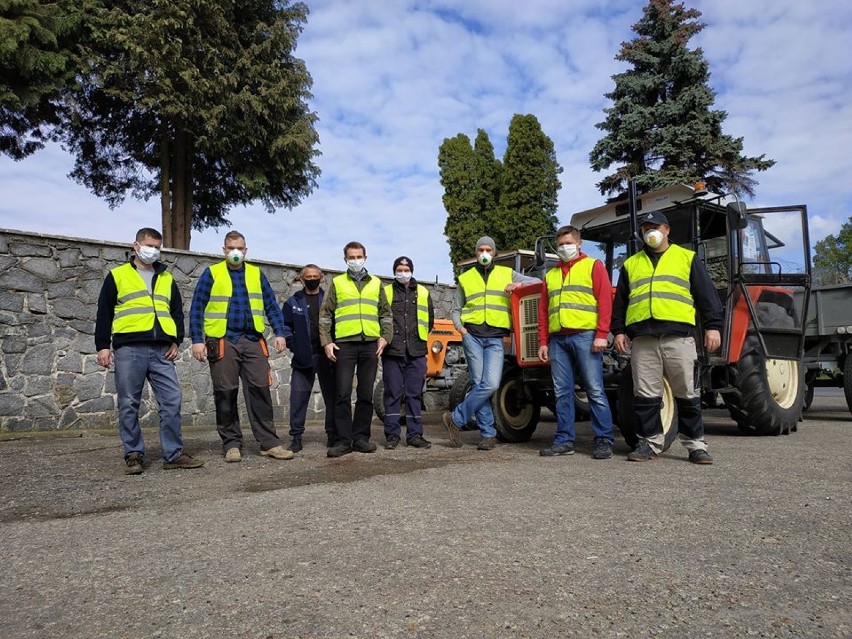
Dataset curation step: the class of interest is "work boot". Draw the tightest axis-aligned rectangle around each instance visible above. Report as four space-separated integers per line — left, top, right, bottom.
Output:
287 437 303 453
592 438 613 460
352 439 377 453
327 442 352 458
688 449 714 465
477 437 496 451
407 435 432 449
626 439 658 462
260 445 294 460
384 436 400 450
124 453 143 475
442 412 463 448
224 447 242 463
163 453 204 470
539 442 574 457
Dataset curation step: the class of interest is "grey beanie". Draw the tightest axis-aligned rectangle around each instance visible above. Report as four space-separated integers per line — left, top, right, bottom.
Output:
476 236 496 252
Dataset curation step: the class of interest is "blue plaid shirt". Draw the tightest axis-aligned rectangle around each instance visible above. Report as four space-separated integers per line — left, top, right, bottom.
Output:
189 264 286 343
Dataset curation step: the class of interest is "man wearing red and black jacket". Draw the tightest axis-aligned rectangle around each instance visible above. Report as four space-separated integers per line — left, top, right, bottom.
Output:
537 225 615 459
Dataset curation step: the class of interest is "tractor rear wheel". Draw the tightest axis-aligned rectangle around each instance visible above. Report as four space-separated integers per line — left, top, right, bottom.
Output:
724 337 804 435
616 363 678 451
492 373 540 443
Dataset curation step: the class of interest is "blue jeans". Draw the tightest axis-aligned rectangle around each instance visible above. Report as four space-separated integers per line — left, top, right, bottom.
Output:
114 343 184 462
451 333 504 438
549 331 614 445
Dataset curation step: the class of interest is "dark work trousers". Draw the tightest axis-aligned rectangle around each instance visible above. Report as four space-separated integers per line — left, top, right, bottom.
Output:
289 352 336 441
333 341 379 445
382 354 427 441
210 336 281 452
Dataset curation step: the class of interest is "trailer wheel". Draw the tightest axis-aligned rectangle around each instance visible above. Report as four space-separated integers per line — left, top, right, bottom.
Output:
803 384 814 411
372 380 408 425
492 374 540 443
616 364 678 451
574 388 591 421
844 355 852 414
724 337 804 435
447 369 476 430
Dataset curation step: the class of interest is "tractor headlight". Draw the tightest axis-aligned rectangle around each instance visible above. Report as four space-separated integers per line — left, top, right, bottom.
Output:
431 340 444 354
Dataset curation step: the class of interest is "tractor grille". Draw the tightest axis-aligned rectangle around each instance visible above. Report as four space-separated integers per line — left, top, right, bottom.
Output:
517 292 540 364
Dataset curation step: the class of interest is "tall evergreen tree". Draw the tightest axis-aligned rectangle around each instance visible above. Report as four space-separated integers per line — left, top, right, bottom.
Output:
497 114 561 249
0 0 78 158
59 0 319 248
589 0 773 198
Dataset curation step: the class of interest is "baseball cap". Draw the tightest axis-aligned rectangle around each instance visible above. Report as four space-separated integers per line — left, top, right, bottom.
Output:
641 211 669 226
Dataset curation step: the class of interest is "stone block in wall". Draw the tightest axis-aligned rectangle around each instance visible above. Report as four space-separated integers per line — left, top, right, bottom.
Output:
28 395 60 417
54 375 76 408
0 393 25 416
9 242 52 257
2 417 31 431
58 248 82 268
67 319 94 334
103 247 129 262
0 233 7 253
56 350 82 373
71 333 97 355
81 245 100 258
20 343 54 375
20 257 63 281
76 372 105 402
0 255 15 274
78 277 105 305
7 368 24 390
59 407 80 428
0 292 25 313
24 376 52 397
53 297 89 320
47 280 76 299
27 293 47 314
2 336 27 353
26 321 49 339
0 268 43 293
76 395 114 413
82 356 103 374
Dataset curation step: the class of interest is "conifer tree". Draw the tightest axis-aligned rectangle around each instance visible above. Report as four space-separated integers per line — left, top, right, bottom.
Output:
589 0 773 198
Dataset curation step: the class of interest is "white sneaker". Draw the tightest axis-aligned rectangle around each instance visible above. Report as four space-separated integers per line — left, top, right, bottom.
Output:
224 448 242 463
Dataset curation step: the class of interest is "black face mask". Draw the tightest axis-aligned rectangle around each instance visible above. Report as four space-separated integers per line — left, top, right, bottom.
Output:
303 279 321 291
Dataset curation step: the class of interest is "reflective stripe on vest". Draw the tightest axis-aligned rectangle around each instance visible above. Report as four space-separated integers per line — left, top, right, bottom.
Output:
624 244 696 326
385 283 430 341
458 265 513 329
204 261 265 338
111 263 177 337
333 274 382 339
545 257 598 332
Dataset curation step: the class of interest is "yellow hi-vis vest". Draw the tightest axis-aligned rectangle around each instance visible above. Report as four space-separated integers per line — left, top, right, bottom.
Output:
458 265 513 329
384 283 430 341
545 257 598 332
204 261 265 338
333 273 382 339
111 263 177 337
624 244 696 326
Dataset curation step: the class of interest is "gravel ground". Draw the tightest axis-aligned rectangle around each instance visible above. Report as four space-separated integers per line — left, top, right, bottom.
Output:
0 392 849 639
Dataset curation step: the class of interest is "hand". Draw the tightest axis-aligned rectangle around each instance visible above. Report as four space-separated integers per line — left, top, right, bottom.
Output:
538 345 549 363
704 329 721 353
273 336 287 353
376 337 388 357
96 348 113 368
614 333 630 354
504 282 518 294
592 337 608 353
460 327 469 336
164 343 179 361
324 342 339 362
191 343 207 362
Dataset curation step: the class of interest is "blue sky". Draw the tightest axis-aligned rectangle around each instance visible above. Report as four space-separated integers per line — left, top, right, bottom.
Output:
1 0 850 284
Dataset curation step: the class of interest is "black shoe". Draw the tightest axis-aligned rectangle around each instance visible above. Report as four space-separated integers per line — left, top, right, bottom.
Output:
627 439 658 462
407 435 432 449
442 412 463 448
592 439 613 460
384 436 400 450
477 437 496 451
539 442 574 457
287 437 303 453
326 435 336 448
688 449 713 465
124 453 143 475
352 439 377 453
162 452 204 470
327 443 352 458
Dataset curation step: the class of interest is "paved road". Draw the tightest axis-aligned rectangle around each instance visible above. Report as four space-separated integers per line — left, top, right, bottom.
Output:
1 393 849 638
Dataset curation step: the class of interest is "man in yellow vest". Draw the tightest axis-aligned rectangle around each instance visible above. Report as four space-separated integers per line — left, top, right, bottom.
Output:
189 230 293 462
537 225 615 459
612 211 723 464
95 228 204 475
442 236 539 450
381 256 434 449
319 241 393 457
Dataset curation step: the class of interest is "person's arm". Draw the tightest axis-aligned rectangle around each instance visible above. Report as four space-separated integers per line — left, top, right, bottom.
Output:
170 281 185 345
427 289 435 331
538 278 550 347
260 272 287 338
610 266 630 335
319 284 336 347
591 260 613 340
690 258 724 331
511 270 541 286
94 273 117 352
189 268 213 344
280 295 295 347
451 284 465 333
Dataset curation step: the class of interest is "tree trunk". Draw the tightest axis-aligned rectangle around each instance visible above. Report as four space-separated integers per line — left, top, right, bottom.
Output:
183 137 193 249
172 130 188 250
160 126 172 246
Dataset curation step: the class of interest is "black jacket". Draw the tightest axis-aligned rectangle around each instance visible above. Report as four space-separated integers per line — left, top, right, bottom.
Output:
94 258 185 351
281 287 325 369
384 278 435 358
611 247 724 339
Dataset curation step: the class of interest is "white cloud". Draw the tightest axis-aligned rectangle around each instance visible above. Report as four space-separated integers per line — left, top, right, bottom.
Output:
1 0 850 284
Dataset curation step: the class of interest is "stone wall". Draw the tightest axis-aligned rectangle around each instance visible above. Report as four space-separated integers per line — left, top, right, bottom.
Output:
0 229 456 432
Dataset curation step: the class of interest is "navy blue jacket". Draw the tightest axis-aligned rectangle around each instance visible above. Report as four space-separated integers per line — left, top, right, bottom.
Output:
282 288 325 369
